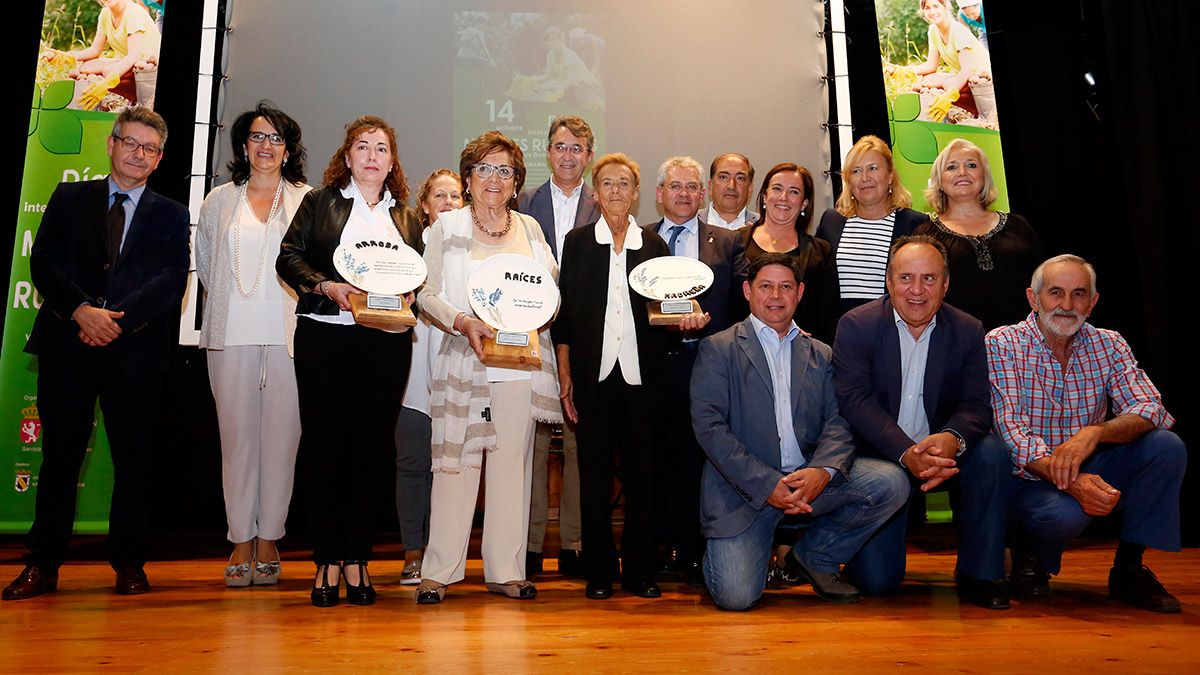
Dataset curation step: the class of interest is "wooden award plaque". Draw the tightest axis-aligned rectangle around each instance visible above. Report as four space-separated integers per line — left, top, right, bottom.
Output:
349 293 417 332
481 330 542 370
647 299 702 326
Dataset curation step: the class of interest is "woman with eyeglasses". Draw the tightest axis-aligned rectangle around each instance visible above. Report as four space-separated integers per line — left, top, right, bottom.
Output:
738 162 839 343
276 115 424 607
553 153 709 600
196 102 310 588
415 131 562 604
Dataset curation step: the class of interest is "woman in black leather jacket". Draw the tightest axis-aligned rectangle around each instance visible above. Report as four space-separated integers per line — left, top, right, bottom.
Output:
276 115 423 608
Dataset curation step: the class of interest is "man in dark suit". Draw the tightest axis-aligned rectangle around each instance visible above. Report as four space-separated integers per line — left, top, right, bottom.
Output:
698 152 759 230
832 235 1011 609
515 115 600 577
644 156 746 578
691 253 908 610
3 106 190 600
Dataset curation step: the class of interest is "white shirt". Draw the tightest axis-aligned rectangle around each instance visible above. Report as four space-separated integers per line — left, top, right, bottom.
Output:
595 215 643 385
550 180 583 263
302 179 400 325
224 198 287 345
706 206 751 230
894 308 935 445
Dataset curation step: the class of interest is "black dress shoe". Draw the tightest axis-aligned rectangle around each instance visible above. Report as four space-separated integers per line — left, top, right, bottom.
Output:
343 561 376 606
621 581 662 598
585 580 613 600
557 549 582 577
2 565 58 601
1010 548 1050 600
1109 564 1181 614
525 551 544 578
955 573 1011 610
311 564 339 608
114 564 150 595
783 552 860 603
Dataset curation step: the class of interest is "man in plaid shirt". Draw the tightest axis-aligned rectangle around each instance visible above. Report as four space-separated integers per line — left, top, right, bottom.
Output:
986 254 1184 613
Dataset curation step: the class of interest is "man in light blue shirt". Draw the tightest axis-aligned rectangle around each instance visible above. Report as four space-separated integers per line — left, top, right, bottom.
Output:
691 253 908 610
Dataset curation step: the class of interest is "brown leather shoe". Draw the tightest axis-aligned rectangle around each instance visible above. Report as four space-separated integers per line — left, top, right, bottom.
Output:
2 565 58 600
114 564 151 595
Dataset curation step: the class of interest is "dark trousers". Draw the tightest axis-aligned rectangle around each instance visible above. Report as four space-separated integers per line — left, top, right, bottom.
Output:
576 365 656 585
27 351 163 570
655 343 705 562
293 318 410 564
394 406 432 551
845 433 1012 593
1009 430 1185 574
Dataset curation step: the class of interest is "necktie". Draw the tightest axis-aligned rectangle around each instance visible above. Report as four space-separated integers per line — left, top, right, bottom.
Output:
667 225 685 256
107 193 128 265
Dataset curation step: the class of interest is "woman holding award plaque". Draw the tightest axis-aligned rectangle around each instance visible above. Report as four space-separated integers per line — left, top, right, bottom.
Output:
553 153 709 600
277 115 424 607
739 162 839 343
197 102 310 588
416 131 563 604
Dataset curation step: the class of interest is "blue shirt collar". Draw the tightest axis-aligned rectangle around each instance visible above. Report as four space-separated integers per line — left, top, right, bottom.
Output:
107 177 147 207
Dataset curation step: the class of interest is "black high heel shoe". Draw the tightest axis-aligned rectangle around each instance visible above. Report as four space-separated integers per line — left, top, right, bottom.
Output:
311 563 340 607
343 561 376 606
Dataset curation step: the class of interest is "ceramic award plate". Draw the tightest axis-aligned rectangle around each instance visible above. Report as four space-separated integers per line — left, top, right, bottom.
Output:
629 256 714 300
468 254 559 332
333 240 427 295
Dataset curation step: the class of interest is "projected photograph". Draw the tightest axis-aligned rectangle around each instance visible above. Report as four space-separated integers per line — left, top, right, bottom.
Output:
877 0 996 129
455 11 606 188
37 0 164 111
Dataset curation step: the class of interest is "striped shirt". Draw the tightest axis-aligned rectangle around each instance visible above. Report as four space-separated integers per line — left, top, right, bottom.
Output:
985 313 1174 480
836 212 896 300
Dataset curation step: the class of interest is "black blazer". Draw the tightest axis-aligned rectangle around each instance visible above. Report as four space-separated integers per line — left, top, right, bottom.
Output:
643 218 747 337
25 179 190 374
832 296 992 463
552 222 669 407
816 206 931 316
276 185 424 316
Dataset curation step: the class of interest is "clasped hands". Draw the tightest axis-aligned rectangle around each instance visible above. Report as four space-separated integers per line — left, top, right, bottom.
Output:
1028 426 1119 516
767 467 831 515
74 304 123 347
901 431 960 491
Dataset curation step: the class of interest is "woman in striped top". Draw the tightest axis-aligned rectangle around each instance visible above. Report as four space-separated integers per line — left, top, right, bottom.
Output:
816 135 930 317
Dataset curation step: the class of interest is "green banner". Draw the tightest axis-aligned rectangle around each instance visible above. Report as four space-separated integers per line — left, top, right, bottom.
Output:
1 0 166 533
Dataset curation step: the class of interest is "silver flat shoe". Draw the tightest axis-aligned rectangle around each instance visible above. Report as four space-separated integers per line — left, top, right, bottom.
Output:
486 580 537 600
416 580 446 604
252 559 281 586
400 559 422 585
224 557 252 588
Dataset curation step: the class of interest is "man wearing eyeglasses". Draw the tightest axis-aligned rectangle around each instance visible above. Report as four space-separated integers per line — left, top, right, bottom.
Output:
699 153 759 230
644 156 746 581
516 116 600 578
4 105 190 601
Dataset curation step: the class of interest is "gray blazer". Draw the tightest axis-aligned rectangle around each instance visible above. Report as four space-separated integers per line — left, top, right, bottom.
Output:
516 180 601 260
691 317 855 539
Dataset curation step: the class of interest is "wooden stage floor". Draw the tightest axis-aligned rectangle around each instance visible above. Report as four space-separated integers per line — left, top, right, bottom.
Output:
2 534 1199 672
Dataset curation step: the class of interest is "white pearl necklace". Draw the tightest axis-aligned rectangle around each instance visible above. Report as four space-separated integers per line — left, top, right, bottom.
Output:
231 178 284 299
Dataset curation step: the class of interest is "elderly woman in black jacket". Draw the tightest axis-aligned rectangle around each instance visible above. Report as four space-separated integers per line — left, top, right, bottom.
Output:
277 115 422 608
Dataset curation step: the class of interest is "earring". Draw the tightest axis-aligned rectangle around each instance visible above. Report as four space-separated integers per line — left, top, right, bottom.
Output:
888 184 892 194
850 193 856 201
800 209 807 218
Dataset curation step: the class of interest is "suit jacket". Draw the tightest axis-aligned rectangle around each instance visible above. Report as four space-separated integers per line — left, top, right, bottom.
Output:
517 180 601 260
276 185 424 316
26 178 190 374
643 217 747 337
551 222 668 408
832 296 992 463
691 318 855 538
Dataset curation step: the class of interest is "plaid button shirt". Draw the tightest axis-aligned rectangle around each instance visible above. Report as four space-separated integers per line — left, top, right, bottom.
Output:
985 313 1174 480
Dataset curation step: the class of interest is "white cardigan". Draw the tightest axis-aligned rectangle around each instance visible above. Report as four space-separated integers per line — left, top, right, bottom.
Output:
195 180 312 355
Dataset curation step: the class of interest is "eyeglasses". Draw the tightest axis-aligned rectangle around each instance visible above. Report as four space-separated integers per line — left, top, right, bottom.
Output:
665 182 703 193
111 134 162 158
247 131 285 146
472 163 516 180
551 142 588 155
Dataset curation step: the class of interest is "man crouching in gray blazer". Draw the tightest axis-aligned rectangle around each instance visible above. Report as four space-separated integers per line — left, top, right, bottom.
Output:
691 253 908 610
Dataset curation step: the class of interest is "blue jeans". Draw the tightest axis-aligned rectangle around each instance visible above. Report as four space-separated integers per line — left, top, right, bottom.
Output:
1009 429 1185 574
845 433 1011 594
703 457 908 611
